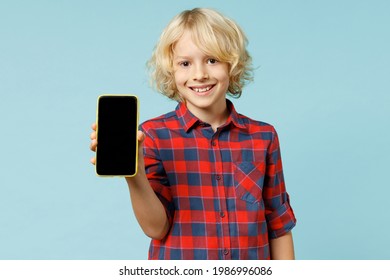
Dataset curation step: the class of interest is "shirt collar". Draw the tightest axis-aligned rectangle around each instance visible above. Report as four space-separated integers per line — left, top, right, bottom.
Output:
176 99 247 133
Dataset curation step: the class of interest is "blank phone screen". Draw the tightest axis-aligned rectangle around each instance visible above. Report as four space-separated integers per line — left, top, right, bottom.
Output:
96 95 138 176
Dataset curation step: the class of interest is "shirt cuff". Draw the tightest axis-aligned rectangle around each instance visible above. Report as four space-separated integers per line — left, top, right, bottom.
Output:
266 200 297 239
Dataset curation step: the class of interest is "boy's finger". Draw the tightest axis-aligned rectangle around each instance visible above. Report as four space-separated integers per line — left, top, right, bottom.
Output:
90 131 96 140
91 123 97 131
90 157 96 165
90 139 97 151
137 131 146 143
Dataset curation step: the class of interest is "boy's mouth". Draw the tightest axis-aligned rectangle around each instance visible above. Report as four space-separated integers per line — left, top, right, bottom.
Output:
189 85 215 94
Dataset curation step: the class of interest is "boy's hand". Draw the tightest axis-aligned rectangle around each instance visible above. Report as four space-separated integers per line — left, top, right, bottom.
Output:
89 123 98 165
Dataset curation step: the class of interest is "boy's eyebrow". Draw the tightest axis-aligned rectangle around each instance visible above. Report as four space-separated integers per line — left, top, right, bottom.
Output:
173 55 191 60
173 54 213 61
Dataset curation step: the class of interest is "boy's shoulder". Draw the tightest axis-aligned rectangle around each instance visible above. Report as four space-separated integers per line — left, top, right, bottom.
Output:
234 110 282 143
236 111 277 134
140 105 279 139
140 109 179 131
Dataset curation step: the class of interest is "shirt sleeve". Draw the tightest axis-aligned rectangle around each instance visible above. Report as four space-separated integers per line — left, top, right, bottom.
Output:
140 125 174 226
263 128 297 239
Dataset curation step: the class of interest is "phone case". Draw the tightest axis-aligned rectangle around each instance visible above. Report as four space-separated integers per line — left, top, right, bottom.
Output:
95 94 139 177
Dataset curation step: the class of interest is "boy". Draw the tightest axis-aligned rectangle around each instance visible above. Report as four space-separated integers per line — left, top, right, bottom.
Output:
90 8 296 260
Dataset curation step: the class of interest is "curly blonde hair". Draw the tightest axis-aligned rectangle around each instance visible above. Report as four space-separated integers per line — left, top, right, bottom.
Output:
147 8 253 101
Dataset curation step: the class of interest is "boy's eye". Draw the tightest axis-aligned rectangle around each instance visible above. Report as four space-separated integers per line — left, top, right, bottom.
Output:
207 58 218 64
179 61 190 67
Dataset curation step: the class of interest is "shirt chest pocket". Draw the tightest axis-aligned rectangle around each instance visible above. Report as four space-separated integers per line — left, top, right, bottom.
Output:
234 162 266 204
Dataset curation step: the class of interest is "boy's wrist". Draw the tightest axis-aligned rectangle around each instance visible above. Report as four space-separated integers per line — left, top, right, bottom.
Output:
125 169 147 187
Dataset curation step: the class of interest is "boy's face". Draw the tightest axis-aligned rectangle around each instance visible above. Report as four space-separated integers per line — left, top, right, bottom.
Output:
172 31 230 119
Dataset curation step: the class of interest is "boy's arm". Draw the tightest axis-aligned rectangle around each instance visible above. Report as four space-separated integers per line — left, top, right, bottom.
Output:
269 231 295 260
263 128 297 260
125 170 170 240
90 125 169 240
125 131 170 240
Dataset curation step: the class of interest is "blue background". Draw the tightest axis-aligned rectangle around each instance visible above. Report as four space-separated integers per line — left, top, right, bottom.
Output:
1 0 389 260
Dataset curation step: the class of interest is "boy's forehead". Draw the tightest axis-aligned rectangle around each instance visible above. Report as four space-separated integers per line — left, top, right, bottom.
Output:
172 31 209 57
175 31 194 47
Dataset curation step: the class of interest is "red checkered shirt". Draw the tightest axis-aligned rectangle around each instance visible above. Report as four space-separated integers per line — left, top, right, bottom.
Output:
140 100 296 260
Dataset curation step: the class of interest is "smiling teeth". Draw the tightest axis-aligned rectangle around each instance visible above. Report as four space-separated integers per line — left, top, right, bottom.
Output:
193 86 211 93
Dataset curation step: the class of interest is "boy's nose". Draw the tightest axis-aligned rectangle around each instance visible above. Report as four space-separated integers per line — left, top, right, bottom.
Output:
193 65 209 81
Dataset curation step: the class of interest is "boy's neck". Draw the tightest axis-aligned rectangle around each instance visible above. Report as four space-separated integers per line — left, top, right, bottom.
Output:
209 107 230 132
184 100 230 132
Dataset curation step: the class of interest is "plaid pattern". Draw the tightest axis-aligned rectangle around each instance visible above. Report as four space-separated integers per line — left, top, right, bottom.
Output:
140 100 296 260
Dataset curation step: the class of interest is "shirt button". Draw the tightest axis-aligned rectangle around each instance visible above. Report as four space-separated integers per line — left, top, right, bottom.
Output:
216 175 221 180
223 249 229 255
211 141 216 146
220 212 225 218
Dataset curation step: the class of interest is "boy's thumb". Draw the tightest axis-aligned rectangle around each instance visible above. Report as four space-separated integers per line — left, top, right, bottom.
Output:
137 131 146 144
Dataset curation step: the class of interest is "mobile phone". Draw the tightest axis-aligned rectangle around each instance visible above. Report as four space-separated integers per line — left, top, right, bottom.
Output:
95 94 139 177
